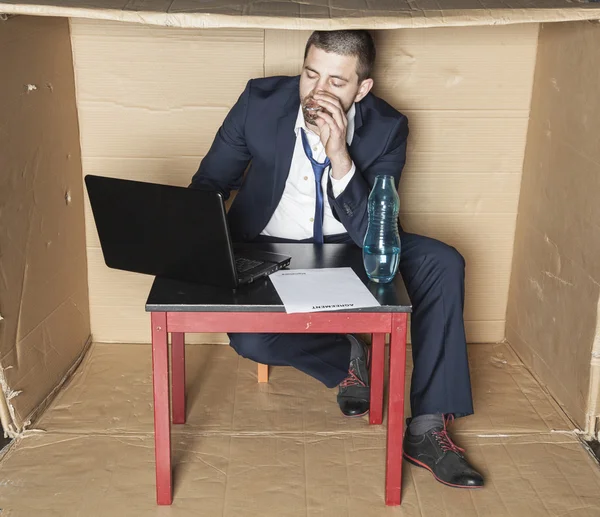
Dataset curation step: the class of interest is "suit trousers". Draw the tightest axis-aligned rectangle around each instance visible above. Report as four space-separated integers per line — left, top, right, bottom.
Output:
228 231 474 418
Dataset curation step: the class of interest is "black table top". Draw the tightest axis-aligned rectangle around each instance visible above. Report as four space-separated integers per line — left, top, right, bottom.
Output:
146 243 412 313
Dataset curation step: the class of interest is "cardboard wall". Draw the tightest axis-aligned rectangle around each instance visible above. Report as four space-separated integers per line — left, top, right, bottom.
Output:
0 16 90 434
76 21 538 344
507 21 600 438
74 20 266 345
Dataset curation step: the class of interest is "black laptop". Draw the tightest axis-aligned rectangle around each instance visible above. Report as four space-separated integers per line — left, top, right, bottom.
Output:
85 175 291 288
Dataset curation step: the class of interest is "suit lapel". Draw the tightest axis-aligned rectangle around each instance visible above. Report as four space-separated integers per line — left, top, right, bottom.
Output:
272 92 300 206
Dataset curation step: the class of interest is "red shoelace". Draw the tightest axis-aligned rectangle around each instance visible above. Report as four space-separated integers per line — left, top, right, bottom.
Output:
339 366 367 389
433 415 465 455
339 343 370 389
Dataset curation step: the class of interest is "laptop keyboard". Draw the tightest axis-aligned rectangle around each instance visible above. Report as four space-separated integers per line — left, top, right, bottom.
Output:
235 257 263 274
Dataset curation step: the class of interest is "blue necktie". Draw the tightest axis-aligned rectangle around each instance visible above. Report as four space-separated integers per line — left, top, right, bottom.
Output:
300 128 330 244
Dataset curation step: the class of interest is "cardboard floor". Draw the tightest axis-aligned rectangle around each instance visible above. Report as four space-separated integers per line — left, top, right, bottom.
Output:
1 343 600 516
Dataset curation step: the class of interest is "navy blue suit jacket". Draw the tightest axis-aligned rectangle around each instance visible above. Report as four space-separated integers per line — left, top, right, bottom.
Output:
190 76 409 246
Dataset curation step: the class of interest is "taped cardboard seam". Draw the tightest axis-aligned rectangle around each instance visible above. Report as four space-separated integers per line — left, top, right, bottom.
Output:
20 428 584 442
0 371 14 438
0 366 21 438
587 296 600 440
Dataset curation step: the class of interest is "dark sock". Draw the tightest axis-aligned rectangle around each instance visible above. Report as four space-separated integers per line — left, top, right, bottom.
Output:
409 413 444 435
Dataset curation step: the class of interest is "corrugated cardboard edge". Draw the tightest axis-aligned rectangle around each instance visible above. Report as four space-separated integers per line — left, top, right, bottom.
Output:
582 436 600 466
0 370 14 438
0 437 14 462
588 300 600 439
1 336 92 439
1 4 600 29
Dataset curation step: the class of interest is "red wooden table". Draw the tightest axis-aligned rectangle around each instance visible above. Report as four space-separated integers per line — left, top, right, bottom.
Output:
145 243 411 506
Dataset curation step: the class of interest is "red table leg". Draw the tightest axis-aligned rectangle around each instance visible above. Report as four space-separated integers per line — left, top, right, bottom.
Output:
151 312 172 505
171 332 186 424
369 332 386 425
385 313 408 506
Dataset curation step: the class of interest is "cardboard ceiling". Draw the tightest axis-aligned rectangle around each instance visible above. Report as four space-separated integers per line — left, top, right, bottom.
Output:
1 0 600 29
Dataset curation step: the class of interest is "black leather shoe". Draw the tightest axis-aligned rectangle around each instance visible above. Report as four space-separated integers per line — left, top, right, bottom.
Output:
337 335 370 417
403 415 484 488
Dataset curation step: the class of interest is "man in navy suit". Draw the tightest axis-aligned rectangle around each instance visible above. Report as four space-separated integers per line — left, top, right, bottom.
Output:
191 30 484 489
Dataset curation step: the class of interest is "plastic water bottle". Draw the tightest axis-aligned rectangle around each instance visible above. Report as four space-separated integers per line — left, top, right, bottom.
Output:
362 175 401 283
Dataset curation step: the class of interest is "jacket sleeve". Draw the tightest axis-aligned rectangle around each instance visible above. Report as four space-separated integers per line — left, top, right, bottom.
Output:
189 80 252 199
327 114 409 247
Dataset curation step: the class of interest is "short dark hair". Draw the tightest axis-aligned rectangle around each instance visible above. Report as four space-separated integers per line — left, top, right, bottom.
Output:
304 30 376 82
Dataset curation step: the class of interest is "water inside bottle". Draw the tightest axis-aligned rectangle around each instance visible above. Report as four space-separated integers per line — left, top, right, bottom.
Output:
363 244 400 283
363 175 401 283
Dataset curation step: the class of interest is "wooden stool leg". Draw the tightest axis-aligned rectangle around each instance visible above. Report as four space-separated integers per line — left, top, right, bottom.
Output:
171 332 186 424
386 313 408 506
369 333 385 425
151 312 172 505
257 363 269 383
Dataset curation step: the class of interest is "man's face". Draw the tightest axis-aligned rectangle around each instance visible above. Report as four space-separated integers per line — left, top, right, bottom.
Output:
299 46 370 128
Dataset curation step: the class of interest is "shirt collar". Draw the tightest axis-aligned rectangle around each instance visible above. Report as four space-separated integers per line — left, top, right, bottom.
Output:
294 102 356 146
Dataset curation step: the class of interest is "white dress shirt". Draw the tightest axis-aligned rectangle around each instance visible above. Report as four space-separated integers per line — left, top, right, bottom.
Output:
261 103 357 240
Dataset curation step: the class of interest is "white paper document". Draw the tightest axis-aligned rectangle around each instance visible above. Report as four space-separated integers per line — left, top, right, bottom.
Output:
269 267 380 314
